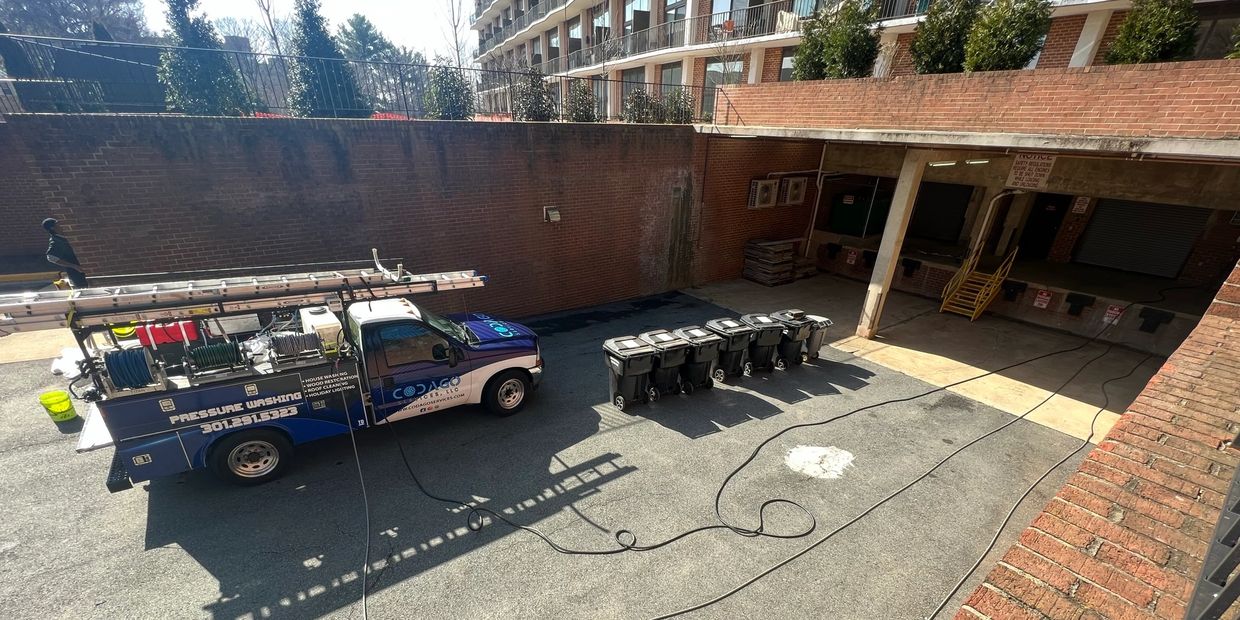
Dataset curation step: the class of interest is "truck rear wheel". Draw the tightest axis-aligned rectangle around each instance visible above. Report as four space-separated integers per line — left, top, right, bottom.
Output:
484 370 530 416
210 429 293 486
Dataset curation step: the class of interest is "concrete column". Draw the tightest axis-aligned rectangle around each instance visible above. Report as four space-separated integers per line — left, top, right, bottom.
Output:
748 47 765 84
1069 10 1112 67
608 69 623 118
857 149 932 339
995 192 1035 256
684 0 696 45
682 55 696 86
645 62 659 85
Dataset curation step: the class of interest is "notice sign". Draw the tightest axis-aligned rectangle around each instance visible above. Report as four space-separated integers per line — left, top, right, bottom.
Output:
1103 304 1125 325
1007 154 1057 190
843 195 855 205
1033 289 1053 309
846 249 859 265
1072 196 1091 214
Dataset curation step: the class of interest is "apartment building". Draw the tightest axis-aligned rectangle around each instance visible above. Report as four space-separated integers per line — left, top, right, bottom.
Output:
471 0 1240 117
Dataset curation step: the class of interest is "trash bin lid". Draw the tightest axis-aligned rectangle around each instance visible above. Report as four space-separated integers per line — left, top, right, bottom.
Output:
740 313 781 330
705 317 753 334
805 314 833 327
672 326 723 345
637 329 690 350
603 336 656 357
771 308 813 325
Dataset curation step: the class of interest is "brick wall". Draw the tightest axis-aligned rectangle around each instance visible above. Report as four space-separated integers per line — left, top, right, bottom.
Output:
1182 211 1240 285
693 137 823 282
958 259 1240 620
1095 11 1130 64
761 46 786 83
0 116 700 318
0 125 50 261
1037 15 1087 69
715 59 1240 139
890 32 917 77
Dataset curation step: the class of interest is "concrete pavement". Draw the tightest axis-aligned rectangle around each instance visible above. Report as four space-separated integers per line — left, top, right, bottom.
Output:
0 291 1105 619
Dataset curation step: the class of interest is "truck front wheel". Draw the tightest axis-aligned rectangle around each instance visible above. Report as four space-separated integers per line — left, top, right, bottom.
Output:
485 370 530 416
210 429 293 486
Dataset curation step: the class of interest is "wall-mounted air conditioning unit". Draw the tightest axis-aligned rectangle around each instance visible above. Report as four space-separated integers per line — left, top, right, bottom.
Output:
779 177 808 205
748 179 778 209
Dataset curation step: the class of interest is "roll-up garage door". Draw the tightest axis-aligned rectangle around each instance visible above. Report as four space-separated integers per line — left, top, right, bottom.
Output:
1073 200 1211 278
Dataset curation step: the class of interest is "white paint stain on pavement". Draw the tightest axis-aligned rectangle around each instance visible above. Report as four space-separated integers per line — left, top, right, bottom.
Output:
786 445 855 479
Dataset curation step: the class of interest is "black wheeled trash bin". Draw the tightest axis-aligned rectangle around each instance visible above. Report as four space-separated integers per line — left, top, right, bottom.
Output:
804 315 834 361
740 313 783 372
771 308 816 368
704 318 754 378
672 326 723 394
603 336 657 411
638 329 691 399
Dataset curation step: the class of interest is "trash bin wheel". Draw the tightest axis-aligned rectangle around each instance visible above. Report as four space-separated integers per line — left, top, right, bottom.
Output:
775 357 787 371
647 386 660 402
683 382 695 395
706 377 715 389
613 394 626 411
712 368 726 383
742 361 754 377
809 352 820 360
801 351 809 363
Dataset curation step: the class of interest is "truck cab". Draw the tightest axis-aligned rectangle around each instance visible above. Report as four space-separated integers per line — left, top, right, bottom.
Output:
349 298 542 421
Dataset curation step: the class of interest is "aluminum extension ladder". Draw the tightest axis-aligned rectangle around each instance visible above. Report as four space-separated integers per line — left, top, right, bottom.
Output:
0 250 486 333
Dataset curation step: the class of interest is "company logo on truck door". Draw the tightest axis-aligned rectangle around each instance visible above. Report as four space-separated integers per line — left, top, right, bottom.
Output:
475 314 516 338
392 375 461 400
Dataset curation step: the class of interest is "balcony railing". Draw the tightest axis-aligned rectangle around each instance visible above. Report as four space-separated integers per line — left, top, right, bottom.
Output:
479 0 931 69
476 0 568 57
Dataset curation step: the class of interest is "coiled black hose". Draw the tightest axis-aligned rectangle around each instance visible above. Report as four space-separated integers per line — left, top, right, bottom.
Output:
189 342 244 369
271 333 323 357
104 348 154 389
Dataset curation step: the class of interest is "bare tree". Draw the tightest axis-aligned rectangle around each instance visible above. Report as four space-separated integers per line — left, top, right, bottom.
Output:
440 0 467 67
254 0 284 55
214 16 268 52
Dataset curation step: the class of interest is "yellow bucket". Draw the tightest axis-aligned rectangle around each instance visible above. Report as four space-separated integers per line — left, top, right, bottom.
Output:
39 390 77 423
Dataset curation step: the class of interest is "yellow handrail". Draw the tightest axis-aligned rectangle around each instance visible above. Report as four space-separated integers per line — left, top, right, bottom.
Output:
942 250 980 300
970 247 1019 320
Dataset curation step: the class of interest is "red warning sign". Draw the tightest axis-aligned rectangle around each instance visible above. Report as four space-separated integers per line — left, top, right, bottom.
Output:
1103 304 1124 325
1033 289 1053 309
846 249 858 265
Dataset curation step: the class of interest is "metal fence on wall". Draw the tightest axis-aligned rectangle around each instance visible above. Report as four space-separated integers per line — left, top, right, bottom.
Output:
0 33 720 123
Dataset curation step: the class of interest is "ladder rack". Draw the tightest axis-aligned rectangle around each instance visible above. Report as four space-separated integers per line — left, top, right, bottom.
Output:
0 262 486 333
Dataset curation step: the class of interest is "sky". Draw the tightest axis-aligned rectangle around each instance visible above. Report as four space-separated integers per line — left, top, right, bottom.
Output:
140 0 469 58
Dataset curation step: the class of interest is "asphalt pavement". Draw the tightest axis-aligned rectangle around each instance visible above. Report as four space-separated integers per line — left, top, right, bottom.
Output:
0 292 1093 619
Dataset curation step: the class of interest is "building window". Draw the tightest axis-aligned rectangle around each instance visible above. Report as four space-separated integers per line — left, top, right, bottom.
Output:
702 56 743 117
593 73 609 117
531 38 541 64
1196 15 1240 59
547 28 560 59
661 61 682 96
625 0 651 34
568 17 583 54
666 0 686 22
780 46 796 81
591 2 611 45
621 66 646 101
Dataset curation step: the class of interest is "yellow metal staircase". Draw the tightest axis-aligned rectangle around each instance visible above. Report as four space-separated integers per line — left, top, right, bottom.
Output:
940 247 1018 321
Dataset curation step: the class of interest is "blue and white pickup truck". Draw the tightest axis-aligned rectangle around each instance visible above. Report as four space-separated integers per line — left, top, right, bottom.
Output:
2 265 545 490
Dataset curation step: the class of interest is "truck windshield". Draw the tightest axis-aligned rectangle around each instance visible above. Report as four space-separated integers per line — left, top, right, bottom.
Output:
421 307 473 344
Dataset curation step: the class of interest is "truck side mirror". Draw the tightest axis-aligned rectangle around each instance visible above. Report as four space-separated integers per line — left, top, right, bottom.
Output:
432 343 449 361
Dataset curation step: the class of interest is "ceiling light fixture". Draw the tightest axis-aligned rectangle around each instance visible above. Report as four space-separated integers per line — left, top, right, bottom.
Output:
927 160 957 167
965 159 991 165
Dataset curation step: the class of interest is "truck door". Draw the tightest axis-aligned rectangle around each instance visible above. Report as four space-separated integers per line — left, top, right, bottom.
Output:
365 321 471 423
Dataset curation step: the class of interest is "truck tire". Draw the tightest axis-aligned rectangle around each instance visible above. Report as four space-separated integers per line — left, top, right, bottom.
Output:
210 429 293 486
484 370 530 416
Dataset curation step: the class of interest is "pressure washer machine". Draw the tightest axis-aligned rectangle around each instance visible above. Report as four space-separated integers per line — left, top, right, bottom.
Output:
704 318 754 378
740 313 783 372
603 335 657 411
771 308 816 368
638 329 691 399
672 326 723 393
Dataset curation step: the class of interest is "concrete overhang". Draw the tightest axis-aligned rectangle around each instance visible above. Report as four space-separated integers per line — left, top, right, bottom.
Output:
699 124 1240 164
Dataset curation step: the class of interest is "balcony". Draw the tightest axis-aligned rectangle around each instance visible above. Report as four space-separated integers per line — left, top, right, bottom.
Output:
477 0 569 57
